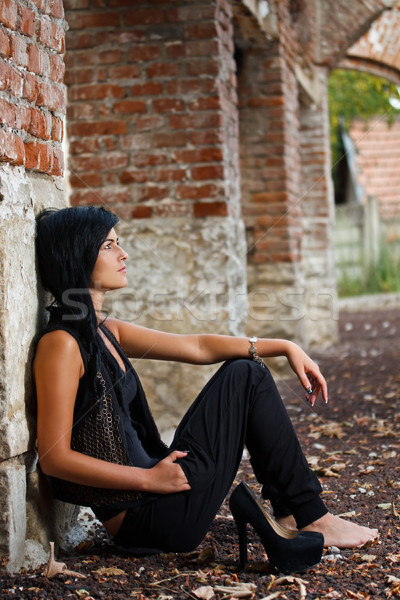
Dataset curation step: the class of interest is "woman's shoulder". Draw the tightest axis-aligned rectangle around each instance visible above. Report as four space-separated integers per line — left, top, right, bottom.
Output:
37 328 81 350
102 317 124 342
34 328 85 377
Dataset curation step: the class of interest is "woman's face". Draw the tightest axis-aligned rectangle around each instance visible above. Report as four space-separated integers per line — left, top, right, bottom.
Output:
89 228 128 292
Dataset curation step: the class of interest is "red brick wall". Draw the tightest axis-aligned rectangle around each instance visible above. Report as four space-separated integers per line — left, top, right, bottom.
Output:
0 0 66 176
65 0 240 220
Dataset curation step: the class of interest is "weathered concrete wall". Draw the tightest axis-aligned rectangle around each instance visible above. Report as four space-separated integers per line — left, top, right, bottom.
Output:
0 164 66 572
104 216 248 433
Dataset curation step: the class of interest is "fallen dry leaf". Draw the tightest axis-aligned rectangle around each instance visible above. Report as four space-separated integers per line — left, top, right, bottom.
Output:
43 542 86 579
345 590 369 599
352 553 377 563
306 456 344 478
308 421 345 440
329 462 348 472
75 591 92 599
197 544 217 564
386 553 400 563
385 575 400 598
273 575 308 598
93 566 128 576
193 586 215 599
358 465 375 475
274 576 308 586
369 419 396 437
299 582 307 600
383 450 397 459
214 581 257 598
306 456 320 468
259 593 284 600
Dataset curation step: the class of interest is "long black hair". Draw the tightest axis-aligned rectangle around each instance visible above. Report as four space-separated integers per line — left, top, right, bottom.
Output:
36 206 119 394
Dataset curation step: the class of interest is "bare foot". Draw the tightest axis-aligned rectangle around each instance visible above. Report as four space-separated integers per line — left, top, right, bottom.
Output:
302 513 379 548
276 515 297 531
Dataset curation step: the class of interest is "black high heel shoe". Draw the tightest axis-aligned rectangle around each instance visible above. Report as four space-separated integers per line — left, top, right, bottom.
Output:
229 482 324 573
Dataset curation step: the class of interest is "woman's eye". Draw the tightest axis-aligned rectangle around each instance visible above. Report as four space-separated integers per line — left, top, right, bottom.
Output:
105 243 112 250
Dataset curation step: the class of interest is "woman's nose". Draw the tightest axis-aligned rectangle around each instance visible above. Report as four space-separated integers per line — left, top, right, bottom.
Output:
120 247 128 260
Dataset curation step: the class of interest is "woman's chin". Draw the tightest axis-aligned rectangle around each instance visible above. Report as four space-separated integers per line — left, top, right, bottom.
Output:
109 280 128 291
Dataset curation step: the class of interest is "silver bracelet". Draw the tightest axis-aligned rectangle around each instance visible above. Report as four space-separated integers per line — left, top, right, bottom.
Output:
248 337 265 368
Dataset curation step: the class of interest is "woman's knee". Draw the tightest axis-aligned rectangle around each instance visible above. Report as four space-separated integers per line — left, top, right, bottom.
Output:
224 358 273 385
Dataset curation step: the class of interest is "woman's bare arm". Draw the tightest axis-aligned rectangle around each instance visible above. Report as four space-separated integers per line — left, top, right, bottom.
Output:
110 319 328 405
33 330 190 494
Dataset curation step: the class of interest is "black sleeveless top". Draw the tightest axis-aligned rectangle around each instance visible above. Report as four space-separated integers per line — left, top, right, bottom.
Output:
36 319 167 522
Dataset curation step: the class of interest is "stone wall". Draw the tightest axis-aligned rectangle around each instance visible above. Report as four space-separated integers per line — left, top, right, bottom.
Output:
0 0 68 573
0 166 66 572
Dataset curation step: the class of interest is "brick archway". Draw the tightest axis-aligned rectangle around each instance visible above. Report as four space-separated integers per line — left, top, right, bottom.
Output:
340 5 400 84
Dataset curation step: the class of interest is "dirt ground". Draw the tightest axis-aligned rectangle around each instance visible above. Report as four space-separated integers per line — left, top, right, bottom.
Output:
1 308 400 600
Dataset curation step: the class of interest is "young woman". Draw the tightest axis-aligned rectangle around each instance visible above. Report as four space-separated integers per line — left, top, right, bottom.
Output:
33 206 378 573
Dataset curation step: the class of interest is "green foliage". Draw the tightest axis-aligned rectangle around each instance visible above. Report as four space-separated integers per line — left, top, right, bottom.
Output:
328 69 400 170
338 243 400 297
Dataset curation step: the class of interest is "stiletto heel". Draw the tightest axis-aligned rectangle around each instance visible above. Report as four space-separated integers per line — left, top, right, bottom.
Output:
229 482 324 573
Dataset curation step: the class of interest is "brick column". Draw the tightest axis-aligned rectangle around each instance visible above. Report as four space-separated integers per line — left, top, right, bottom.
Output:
300 68 338 348
0 0 67 571
65 0 247 431
238 34 305 346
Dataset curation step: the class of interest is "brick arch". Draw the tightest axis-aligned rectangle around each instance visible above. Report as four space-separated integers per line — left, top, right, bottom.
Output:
339 6 400 84
339 57 400 85
314 0 397 68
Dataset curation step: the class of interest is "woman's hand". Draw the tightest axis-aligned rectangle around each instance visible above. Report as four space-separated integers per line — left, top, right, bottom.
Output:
285 341 328 406
143 451 191 494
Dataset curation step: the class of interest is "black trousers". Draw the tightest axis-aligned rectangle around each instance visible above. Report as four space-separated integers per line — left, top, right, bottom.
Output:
114 359 327 553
